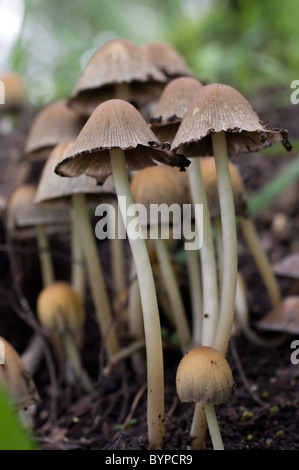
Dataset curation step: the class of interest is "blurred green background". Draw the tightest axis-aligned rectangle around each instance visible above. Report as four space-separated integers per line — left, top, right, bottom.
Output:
1 0 299 107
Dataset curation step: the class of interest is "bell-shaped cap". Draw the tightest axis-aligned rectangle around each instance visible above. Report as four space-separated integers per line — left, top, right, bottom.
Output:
176 346 234 405
6 184 69 239
0 337 40 409
55 99 190 184
255 296 299 335
24 100 85 162
130 165 190 227
141 41 194 78
35 140 116 208
37 282 85 338
171 83 292 157
150 76 204 143
68 38 167 117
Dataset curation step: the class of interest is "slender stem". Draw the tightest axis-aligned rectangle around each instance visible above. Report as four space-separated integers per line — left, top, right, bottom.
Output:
188 158 219 346
239 216 281 307
36 224 55 287
212 132 238 356
70 209 86 303
72 193 120 360
203 403 224 450
110 148 165 450
62 331 93 392
154 235 192 354
189 402 207 450
185 248 203 347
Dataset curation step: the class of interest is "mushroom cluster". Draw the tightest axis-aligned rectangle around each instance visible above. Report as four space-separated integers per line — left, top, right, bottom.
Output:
2 37 293 451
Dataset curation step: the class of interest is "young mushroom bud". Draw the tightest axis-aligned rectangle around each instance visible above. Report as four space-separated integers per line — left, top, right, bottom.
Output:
176 345 234 450
36 281 93 392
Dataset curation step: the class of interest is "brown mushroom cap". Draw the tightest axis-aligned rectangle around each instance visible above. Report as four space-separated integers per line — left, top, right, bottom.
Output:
171 83 292 157
0 72 27 110
55 99 190 184
6 184 69 239
35 140 116 208
176 346 234 405
0 336 40 409
36 281 85 338
130 164 190 227
141 41 194 78
68 38 167 117
150 76 204 143
24 100 85 162
255 296 299 335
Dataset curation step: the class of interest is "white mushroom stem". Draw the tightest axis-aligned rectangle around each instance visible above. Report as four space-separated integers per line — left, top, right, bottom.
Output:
185 248 203 347
71 192 120 360
70 210 86 303
36 224 55 287
187 158 219 346
212 131 238 356
239 216 282 307
203 403 224 450
109 148 165 450
188 402 207 450
154 233 192 354
62 331 93 393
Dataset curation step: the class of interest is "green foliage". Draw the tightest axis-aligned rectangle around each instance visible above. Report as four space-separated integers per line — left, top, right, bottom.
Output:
7 0 299 104
0 385 37 450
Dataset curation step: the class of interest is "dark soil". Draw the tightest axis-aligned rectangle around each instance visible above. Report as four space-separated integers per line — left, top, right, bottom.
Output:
0 94 298 452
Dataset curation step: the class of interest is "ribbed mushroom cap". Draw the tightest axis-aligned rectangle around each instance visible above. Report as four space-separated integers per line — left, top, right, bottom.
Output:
0 336 40 409
55 99 190 184
0 72 27 109
68 38 167 117
141 41 194 78
171 83 292 157
150 76 204 143
35 140 116 208
256 296 299 335
6 184 69 239
176 346 234 405
130 165 190 227
200 157 249 218
24 100 85 162
36 281 85 338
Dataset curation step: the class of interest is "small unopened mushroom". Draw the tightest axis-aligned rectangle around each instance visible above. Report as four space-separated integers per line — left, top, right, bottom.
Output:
36 281 93 392
0 336 40 424
176 346 234 450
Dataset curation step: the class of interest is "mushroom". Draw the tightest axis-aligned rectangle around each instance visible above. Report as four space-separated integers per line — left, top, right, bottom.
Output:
35 140 120 360
0 336 40 410
68 38 167 118
36 281 93 392
171 83 292 357
24 100 85 162
55 98 190 450
130 164 192 356
6 183 69 287
141 41 194 79
255 296 299 335
176 346 234 450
